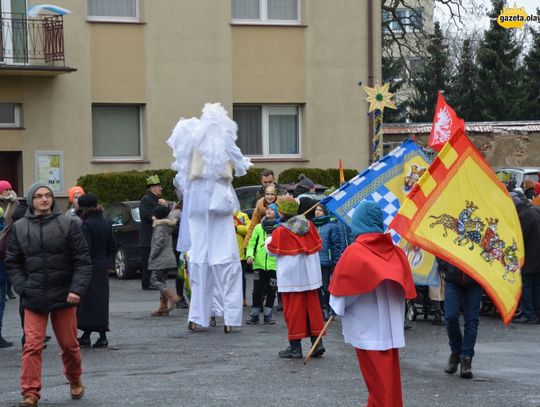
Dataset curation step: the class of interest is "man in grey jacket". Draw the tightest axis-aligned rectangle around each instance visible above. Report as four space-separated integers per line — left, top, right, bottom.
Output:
6 182 92 407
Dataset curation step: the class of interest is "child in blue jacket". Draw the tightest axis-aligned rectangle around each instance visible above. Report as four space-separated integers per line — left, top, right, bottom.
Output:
313 203 343 320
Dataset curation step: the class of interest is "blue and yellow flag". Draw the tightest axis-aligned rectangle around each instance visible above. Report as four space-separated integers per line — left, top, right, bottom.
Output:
390 130 523 324
322 139 436 285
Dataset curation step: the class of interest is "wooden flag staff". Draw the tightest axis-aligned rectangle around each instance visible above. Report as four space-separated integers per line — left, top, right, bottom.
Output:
304 316 334 365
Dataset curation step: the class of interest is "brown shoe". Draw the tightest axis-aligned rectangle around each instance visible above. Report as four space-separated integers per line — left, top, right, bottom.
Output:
19 395 38 406
151 295 169 316
163 288 180 311
70 379 85 400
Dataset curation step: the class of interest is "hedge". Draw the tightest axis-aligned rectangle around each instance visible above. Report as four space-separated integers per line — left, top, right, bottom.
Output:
278 168 358 188
77 167 358 206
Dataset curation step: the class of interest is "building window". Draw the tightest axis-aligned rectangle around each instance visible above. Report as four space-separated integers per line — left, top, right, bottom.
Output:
383 8 423 33
234 105 300 157
0 103 21 128
87 0 139 22
409 57 423 76
232 0 300 24
92 105 142 159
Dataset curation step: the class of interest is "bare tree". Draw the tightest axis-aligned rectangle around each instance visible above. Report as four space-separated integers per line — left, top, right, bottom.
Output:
381 0 484 63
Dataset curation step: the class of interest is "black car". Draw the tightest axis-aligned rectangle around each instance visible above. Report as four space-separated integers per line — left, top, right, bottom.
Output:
235 184 328 218
103 201 142 279
104 201 179 280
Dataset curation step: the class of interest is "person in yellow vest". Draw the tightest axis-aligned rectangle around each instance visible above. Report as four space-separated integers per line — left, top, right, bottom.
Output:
234 210 250 306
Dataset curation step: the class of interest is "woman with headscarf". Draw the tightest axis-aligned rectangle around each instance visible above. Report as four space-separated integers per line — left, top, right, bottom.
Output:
66 186 85 222
76 194 116 348
329 200 416 407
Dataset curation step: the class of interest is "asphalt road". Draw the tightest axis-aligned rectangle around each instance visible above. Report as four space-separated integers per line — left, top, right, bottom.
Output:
1 275 540 407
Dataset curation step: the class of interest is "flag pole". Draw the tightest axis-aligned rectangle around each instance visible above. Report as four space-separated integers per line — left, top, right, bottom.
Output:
304 316 334 365
362 82 396 162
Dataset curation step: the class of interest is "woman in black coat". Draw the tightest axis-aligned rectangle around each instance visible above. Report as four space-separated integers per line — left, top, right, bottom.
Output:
76 194 116 348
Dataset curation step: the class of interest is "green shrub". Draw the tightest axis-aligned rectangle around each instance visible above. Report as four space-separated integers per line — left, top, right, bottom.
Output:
77 169 177 206
78 167 265 206
278 167 358 189
277 168 334 187
325 168 359 187
77 166 359 206
231 167 265 188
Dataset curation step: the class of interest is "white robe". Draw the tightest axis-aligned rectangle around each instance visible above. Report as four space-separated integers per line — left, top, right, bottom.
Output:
185 178 243 328
330 280 406 351
266 236 322 293
167 103 252 329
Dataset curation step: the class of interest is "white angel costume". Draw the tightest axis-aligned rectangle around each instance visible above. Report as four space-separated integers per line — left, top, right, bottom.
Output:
167 103 252 329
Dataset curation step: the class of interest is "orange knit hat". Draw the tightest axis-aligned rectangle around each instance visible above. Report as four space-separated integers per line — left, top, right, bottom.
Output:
68 186 85 203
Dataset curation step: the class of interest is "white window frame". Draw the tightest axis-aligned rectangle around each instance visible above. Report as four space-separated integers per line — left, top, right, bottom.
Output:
0 103 22 128
235 104 301 158
87 0 140 23
231 0 301 25
384 7 423 33
91 104 143 161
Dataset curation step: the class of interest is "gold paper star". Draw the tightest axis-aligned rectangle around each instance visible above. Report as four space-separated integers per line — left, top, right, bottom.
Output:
362 82 397 112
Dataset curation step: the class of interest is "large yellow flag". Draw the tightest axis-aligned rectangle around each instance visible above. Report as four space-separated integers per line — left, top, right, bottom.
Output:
389 130 523 324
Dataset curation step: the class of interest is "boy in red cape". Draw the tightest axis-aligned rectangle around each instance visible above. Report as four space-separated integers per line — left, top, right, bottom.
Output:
267 195 326 359
329 200 416 407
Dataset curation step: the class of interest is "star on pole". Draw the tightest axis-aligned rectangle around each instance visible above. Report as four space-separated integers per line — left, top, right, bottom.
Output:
362 82 397 112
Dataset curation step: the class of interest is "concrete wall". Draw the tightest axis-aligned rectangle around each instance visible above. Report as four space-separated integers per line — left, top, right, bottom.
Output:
385 131 540 168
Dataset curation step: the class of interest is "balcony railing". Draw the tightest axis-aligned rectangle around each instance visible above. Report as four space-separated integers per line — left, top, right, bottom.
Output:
0 12 66 67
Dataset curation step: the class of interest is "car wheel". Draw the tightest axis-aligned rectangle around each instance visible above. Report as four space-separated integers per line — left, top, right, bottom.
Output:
114 247 135 280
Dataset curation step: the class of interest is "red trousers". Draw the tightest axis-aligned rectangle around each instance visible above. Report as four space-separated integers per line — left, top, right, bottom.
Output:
21 307 82 399
281 290 325 340
355 348 403 407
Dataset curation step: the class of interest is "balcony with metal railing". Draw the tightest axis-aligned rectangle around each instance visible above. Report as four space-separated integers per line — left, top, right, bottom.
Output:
0 12 76 75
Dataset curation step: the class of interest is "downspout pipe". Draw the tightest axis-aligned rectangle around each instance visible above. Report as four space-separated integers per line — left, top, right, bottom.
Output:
367 0 375 163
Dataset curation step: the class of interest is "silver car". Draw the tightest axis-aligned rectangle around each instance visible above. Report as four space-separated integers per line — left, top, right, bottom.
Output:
495 167 540 189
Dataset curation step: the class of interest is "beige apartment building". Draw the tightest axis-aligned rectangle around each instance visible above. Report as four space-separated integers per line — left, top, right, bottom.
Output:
0 0 382 198
382 0 434 110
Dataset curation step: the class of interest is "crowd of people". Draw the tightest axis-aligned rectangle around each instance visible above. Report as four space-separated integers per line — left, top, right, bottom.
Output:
1 163 539 406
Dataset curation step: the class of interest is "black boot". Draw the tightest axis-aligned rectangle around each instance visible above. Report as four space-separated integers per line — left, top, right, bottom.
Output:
175 297 189 309
0 337 13 348
78 332 91 348
310 337 326 358
245 308 259 325
460 356 473 379
263 307 275 325
444 352 460 374
278 340 302 359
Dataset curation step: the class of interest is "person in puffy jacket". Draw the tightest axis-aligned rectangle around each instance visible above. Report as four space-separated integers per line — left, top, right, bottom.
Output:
149 205 180 316
5 182 92 407
313 203 342 320
245 204 278 325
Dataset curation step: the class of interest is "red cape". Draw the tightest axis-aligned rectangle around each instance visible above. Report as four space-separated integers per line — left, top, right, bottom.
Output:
267 222 322 256
329 233 416 299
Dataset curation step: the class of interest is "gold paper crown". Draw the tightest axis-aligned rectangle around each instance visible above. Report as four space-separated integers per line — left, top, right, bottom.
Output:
277 196 299 216
146 174 161 186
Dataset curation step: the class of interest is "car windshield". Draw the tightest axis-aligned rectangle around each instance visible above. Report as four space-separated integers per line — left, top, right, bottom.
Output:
131 207 140 222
